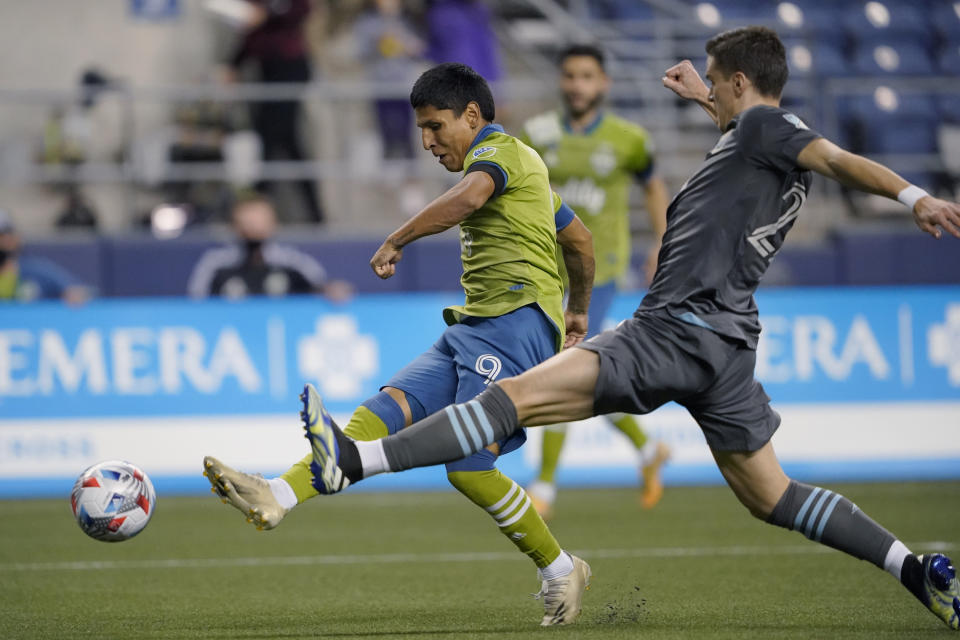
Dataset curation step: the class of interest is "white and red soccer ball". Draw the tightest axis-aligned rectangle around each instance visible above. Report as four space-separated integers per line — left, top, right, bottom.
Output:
70 460 156 542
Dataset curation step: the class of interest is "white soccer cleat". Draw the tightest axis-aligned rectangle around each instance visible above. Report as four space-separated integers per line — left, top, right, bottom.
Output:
202 456 289 530
535 554 592 626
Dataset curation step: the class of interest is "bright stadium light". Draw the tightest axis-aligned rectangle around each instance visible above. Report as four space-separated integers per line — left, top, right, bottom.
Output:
777 2 804 28
790 45 812 72
150 204 189 239
865 1 891 28
696 3 721 27
873 45 900 71
873 86 900 112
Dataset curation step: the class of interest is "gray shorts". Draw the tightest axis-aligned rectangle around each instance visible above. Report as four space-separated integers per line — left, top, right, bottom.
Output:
576 309 780 451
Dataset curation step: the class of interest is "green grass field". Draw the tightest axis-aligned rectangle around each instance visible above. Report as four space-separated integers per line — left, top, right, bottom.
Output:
1 481 958 639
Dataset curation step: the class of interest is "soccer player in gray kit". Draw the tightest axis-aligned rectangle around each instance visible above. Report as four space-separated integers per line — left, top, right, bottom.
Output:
303 26 960 630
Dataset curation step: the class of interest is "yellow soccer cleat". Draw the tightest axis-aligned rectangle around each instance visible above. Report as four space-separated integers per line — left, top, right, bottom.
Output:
640 441 671 509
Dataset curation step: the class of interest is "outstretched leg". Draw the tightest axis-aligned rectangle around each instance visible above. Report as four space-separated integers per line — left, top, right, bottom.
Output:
343 348 602 482
203 387 411 529
714 441 959 630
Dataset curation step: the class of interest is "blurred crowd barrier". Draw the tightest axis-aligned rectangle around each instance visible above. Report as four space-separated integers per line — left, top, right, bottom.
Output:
1 286 958 498
18 228 960 298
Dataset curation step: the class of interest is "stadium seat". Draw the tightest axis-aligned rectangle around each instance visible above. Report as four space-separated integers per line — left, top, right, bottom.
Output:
836 90 938 155
852 42 936 75
706 0 777 20
789 7 848 48
587 0 654 20
838 89 938 122
865 121 939 155
936 94 960 123
938 42 960 75
784 41 849 77
842 2 930 44
931 2 960 41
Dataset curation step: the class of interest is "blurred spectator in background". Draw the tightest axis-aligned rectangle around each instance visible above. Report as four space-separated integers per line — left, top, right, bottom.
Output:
353 0 425 159
224 0 325 224
425 0 501 83
187 192 352 300
55 188 99 230
39 68 111 230
0 209 92 304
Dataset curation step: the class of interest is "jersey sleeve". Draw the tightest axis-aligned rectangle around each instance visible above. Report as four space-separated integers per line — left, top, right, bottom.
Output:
552 191 575 231
737 107 822 173
463 140 511 199
465 162 507 198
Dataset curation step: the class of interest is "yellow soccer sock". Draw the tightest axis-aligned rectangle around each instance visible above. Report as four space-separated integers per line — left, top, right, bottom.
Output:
448 469 562 569
342 405 390 442
280 453 318 504
537 426 567 484
610 413 648 450
280 406 390 505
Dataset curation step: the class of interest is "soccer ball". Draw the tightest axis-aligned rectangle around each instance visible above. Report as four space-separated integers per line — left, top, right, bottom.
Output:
70 460 157 542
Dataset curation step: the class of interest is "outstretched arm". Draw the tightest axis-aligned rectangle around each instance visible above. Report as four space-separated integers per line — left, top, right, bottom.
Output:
370 171 495 278
662 60 719 128
556 214 595 348
797 138 960 239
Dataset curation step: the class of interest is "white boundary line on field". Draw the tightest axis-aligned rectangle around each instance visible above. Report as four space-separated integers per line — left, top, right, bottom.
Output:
3 541 954 572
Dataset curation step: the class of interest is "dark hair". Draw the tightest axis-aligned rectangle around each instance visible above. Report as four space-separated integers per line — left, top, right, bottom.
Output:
410 63 496 121
705 26 788 98
559 44 605 70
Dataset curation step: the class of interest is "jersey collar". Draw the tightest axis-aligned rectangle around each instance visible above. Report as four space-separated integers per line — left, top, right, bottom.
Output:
563 110 605 135
468 123 504 151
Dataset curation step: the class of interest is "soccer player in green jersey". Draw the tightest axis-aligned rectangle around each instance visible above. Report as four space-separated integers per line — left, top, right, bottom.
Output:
519 44 671 518
203 63 596 626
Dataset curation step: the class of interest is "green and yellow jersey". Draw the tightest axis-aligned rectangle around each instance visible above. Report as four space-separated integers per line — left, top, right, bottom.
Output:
444 123 567 349
520 111 655 285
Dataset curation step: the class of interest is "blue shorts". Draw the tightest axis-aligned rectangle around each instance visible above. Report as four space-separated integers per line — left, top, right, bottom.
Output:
587 281 619 339
384 304 558 460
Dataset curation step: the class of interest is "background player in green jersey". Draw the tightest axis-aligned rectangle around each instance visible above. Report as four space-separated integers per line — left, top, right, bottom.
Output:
519 44 671 517
203 63 596 626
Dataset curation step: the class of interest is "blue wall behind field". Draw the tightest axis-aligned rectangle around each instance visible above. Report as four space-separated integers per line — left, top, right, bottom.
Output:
1 286 959 498
22 230 960 298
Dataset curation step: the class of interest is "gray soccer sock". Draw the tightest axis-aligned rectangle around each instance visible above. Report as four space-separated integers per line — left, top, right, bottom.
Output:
766 480 896 569
381 384 519 472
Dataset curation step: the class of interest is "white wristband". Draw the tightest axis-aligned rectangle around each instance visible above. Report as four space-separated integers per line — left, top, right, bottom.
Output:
897 185 929 210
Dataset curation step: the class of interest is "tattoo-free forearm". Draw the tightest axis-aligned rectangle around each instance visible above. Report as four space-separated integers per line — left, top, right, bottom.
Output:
798 138 909 200
826 149 909 199
386 171 495 249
